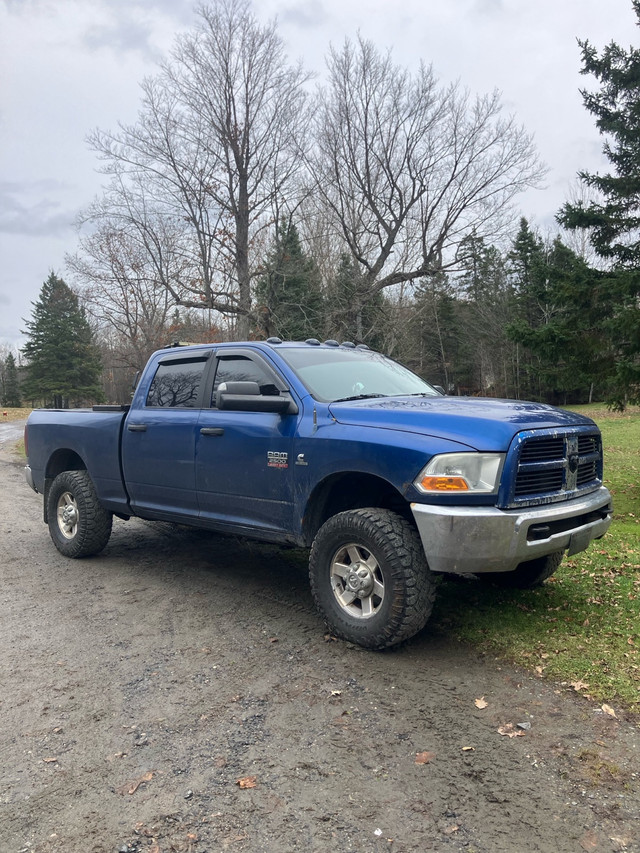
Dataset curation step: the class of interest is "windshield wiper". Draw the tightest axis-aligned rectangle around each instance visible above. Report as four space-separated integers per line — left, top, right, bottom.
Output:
332 393 387 403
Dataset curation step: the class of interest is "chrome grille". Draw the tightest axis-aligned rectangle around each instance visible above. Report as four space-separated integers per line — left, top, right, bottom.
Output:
512 430 602 505
519 437 564 462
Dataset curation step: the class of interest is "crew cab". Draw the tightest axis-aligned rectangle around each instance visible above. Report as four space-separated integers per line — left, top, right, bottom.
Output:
24 338 613 648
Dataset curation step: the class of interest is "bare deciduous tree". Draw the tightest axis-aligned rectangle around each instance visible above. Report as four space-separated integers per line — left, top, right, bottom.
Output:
309 37 545 334
68 220 175 372
80 0 311 339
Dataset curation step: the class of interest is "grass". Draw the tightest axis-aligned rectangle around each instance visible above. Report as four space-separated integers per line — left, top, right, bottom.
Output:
1 406 33 422
433 404 640 714
2 407 29 457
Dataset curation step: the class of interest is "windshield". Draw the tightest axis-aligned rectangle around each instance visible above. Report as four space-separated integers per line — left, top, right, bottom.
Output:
277 347 441 403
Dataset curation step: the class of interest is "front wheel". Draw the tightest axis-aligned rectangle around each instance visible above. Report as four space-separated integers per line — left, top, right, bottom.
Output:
480 551 563 589
309 509 436 649
47 470 113 558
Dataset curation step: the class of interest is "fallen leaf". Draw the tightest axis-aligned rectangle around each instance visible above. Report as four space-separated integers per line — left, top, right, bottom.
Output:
330 690 342 696
236 775 257 789
443 825 459 835
601 704 618 718
570 680 589 692
461 746 475 752
580 829 600 851
610 835 633 851
116 770 154 795
42 757 58 764
474 697 488 709
497 724 525 738
415 751 435 765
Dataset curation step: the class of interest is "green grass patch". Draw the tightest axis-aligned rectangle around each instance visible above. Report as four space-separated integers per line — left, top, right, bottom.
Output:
432 405 640 714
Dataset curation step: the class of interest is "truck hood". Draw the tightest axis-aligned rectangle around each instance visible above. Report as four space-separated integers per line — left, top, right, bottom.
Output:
327 396 595 451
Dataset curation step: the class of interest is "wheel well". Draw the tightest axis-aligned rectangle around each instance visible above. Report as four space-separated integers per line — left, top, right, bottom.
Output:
302 472 411 546
43 450 87 524
46 449 86 480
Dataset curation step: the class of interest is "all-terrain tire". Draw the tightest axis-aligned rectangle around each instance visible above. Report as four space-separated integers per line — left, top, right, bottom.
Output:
47 470 113 558
481 551 563 589
309 508 436 650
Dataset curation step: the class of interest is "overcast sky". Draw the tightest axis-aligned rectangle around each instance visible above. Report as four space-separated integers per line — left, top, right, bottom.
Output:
1 0 638 350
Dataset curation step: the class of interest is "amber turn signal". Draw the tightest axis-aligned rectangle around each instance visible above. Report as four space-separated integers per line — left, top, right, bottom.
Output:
419 476 469 492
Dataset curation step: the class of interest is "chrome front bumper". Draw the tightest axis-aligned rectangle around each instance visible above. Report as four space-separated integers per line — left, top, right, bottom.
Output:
411 486 612 574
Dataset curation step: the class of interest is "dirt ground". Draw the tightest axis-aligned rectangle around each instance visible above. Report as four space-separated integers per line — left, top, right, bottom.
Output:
1 434 639 853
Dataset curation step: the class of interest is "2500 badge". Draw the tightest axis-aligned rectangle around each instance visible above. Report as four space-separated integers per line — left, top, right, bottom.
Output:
267 451 288 469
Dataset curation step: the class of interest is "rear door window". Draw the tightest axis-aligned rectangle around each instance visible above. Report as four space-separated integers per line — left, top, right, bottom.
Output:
146 358 208 408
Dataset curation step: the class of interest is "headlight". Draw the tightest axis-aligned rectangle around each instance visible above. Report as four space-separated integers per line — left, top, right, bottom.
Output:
414 452 504 494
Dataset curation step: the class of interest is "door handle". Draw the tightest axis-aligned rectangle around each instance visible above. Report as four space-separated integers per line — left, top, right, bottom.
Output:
127 423 147 432
200 427 224 436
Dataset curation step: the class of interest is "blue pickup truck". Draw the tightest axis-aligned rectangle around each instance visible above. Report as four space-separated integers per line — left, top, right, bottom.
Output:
24 338 613 649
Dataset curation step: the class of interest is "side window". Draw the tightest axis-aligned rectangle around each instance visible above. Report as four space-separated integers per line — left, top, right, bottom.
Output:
211 355 279 405
146 359 207 408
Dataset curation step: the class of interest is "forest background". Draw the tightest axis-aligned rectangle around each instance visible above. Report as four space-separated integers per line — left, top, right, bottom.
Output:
2 0 639 411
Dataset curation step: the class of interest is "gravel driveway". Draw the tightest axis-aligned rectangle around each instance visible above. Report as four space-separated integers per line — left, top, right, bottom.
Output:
1 444 638 853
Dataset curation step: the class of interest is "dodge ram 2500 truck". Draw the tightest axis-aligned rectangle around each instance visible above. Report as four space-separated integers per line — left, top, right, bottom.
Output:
24 338 613 649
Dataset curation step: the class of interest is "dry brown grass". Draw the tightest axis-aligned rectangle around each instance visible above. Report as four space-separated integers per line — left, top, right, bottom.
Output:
0 407 33 422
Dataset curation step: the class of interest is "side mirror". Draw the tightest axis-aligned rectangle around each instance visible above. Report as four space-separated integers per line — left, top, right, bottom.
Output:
216 381 297 414
433 385 446 396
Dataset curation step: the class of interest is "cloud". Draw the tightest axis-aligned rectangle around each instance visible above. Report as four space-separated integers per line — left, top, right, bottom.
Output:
278 0 328 29
81 0 194 59
4 0 193 61
472 0 504 15
82 16 156 57
0 182 76 238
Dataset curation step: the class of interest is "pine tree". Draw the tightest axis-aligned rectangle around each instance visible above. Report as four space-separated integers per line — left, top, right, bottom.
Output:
558 5 640 405
254 220 324 341
456 233 516 396
22 272 104 407
325 254 385 348
508 225 614 404
1 352 22 407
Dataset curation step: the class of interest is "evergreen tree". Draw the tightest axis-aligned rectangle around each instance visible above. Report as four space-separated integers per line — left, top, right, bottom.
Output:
325 253 385 348
506 219 550 400
254 220 324 341
506 219 616 403
1 352 22 407
22 272 103 407
456 233 516 396
406 273 473 393
558 5 640 405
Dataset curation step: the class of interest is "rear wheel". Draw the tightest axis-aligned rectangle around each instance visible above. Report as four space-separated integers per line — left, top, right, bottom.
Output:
309 508 436 649
47 471 112 558
481 551 563 589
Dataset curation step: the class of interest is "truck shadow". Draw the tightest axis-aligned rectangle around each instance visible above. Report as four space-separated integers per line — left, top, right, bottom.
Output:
98 516 544 653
